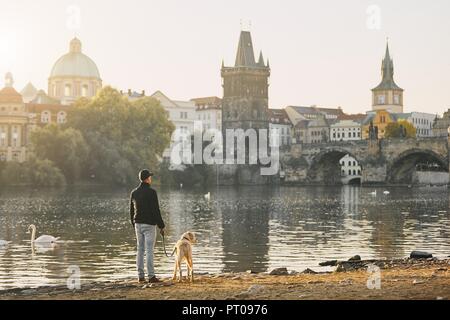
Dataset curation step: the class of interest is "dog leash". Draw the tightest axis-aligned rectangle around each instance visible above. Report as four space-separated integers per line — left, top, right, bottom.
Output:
161 234 174 258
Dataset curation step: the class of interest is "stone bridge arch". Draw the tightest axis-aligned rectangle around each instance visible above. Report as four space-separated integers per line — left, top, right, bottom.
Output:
387 148 449 184
307 147 364 184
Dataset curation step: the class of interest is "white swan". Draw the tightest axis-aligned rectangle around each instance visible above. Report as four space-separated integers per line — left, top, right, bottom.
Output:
28 225 59 244
383 190 390 195
204 192 211 201
370 190 377 196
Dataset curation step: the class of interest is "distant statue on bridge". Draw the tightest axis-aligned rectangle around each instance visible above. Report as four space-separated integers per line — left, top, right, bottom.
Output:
399 124 407 138
369 121 378 140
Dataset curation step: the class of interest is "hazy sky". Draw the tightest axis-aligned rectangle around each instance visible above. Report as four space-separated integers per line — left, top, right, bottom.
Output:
1 0 449 115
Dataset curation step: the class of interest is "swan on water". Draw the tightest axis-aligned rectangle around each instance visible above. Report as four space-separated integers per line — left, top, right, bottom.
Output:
204 192 211 201
369 190 377 196
28 225 59 244
383 191 390 195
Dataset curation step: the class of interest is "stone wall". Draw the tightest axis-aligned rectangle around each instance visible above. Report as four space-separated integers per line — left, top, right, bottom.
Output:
413 171 449 185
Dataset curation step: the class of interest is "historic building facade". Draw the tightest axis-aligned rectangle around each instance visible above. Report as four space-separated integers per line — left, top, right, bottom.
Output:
0 74 30 162
48 38 102 105
330 120 362 141
433 109 450 137
268 109 292 148
150 90 196 159
0 73 68 163
408 112 436 137
26 90 68 126
191 96 222 132
372 43 404 113
362 110 397 139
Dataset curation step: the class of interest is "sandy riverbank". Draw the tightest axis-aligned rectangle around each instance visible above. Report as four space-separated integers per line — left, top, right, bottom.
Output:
1 258 449 300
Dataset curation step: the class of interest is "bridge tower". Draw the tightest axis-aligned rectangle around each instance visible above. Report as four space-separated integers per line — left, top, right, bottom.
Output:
219 29 271 184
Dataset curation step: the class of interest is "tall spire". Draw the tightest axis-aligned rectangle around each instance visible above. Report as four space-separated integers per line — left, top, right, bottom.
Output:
372 40 402 91
235 31 256 67
257 50 265 67
381 41 394 82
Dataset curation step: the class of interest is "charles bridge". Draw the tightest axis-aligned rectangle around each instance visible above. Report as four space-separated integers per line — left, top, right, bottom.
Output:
281 137 450 185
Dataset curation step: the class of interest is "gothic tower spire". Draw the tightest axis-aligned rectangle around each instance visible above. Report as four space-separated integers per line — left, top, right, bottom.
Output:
235 31 256 67
371 40 404 113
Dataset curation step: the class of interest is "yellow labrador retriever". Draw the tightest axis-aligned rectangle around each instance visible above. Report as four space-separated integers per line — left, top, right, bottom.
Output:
171 231 197 282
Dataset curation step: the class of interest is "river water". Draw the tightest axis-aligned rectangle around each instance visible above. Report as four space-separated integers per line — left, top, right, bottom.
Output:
0 185 449 290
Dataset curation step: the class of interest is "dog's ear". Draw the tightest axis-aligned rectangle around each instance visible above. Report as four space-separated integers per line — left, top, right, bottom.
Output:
188 232 195 241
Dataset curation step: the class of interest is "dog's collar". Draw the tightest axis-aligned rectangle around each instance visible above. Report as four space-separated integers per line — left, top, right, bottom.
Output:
183 236 191 242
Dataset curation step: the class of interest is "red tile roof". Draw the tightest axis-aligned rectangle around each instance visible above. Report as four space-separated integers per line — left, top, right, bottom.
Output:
0 87 23 103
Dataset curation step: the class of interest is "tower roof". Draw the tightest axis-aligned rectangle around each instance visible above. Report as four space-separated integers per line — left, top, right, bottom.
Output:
235 31 257 67
0 87 23 103
372 42 403 91
21 82 38 97
30 90 61 105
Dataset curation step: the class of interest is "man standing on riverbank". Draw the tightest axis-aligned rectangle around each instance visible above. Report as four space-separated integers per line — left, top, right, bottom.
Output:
130 169 166 283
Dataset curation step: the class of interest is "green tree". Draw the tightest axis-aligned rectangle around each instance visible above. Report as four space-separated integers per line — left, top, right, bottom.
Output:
28 157 67 186
0 158 66 187
0 161 28 185
68 87 175 185
30 124 89 181
385 120 416 139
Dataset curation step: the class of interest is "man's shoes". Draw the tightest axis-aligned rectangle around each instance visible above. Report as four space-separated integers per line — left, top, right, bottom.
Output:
138 277 146 283
148 276 162 283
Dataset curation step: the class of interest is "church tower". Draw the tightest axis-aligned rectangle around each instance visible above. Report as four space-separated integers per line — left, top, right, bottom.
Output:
372 42 404 113
221 30 270 137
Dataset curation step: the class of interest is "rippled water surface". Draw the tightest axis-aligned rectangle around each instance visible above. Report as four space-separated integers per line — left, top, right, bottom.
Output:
0 185 449 290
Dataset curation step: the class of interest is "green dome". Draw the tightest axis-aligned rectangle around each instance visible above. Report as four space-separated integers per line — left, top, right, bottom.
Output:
50 38 101 79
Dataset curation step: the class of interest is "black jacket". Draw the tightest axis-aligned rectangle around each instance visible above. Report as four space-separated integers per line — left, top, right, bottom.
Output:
130 182 165 229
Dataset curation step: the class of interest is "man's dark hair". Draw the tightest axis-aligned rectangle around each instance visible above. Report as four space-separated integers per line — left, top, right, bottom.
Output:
139 169 153 181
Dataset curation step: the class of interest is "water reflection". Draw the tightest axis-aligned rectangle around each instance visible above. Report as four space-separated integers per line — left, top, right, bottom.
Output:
219 187 270 273
0 185 449 290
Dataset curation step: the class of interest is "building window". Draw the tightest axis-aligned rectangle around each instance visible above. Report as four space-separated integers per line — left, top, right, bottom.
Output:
64 84 72 97
394 94 400 104
0 128 6 147
377 95 385 104
12 127 18 147
57 111 67 124
81 85 88 97
41 111 51 123
180 111 188 119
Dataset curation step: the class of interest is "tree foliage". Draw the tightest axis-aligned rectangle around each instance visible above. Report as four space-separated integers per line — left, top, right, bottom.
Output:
67 86 175 185
385 120 416 139
0 157 66 187
30 124 89 181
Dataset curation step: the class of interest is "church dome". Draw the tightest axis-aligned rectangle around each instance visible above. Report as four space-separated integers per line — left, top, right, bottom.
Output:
50 38 101 79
